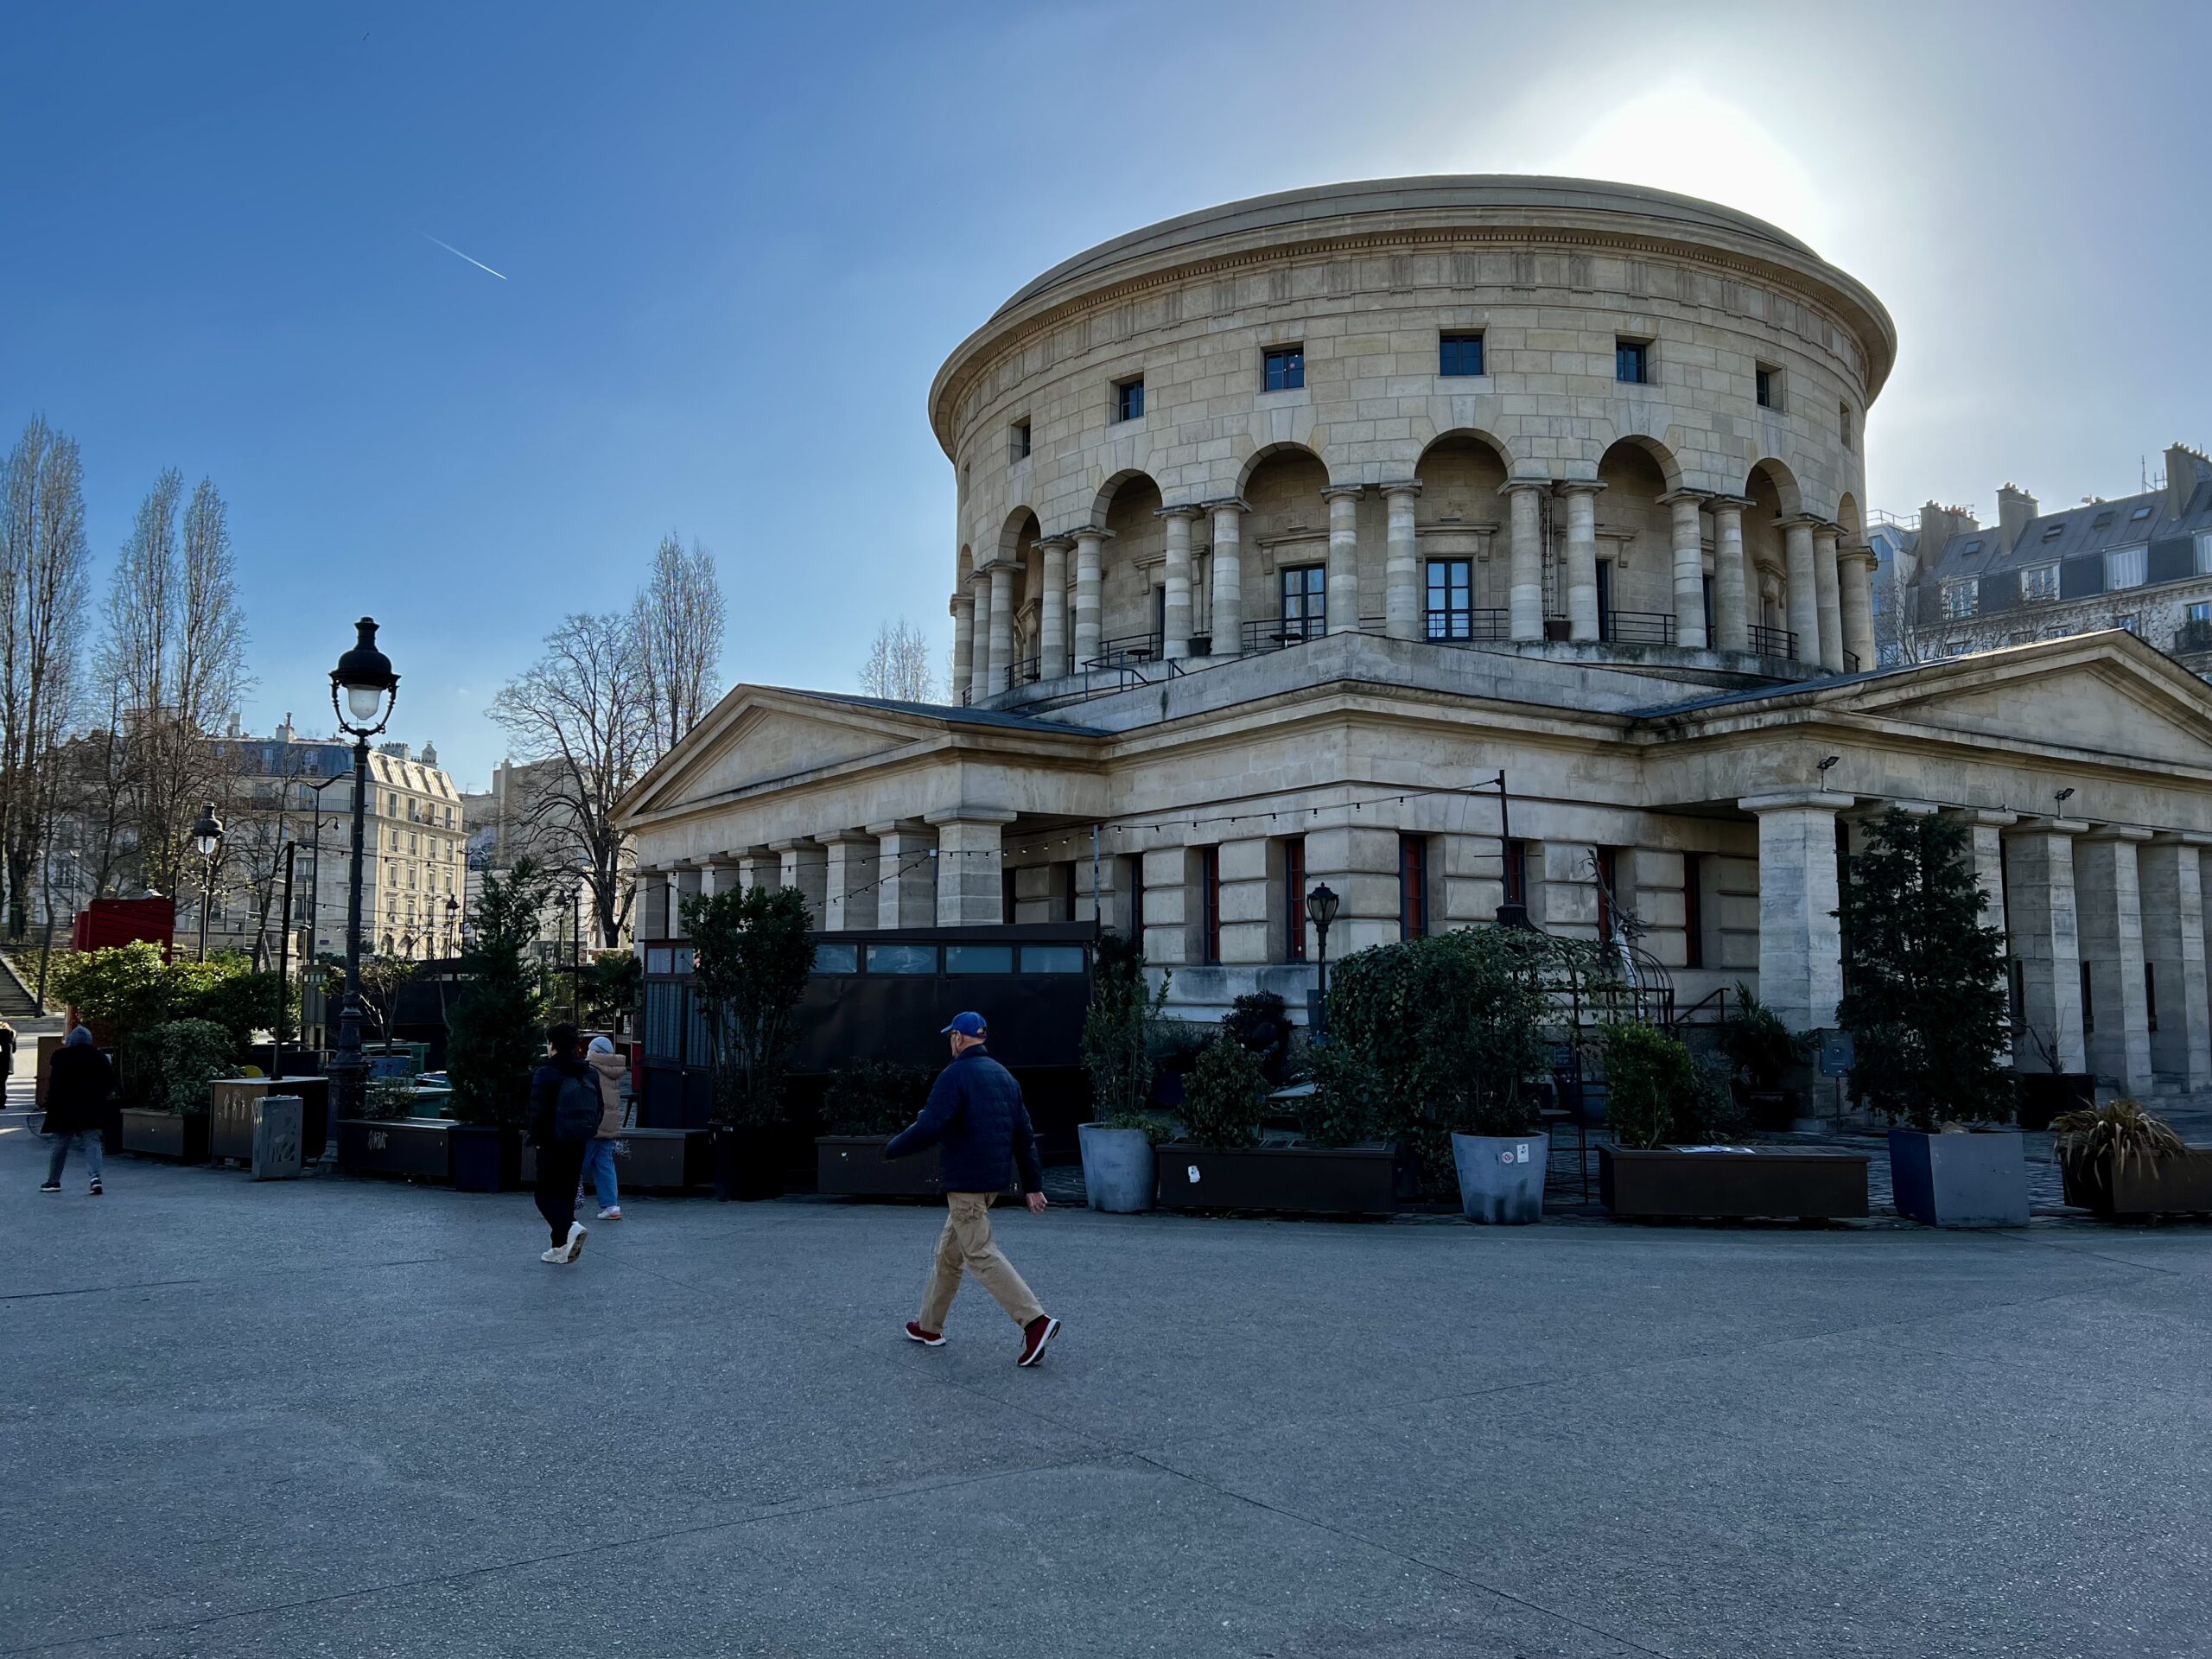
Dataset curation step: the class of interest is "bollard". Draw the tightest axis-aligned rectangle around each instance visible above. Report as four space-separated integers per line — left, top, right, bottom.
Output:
251 1095 304 1180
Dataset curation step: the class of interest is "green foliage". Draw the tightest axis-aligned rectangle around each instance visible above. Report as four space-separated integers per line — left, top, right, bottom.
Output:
362 1076 418 1121
1303 1041 1386 1147
444 861 552 1129
1838 808 2014 1128
1723 983 1814 1089
125 1018 236 1116
685 882 815 1126
181 966 288 1056
1222 990 1294 1086
820 1059 934 1135
1599 1021 1701 1150
1096 1109 1178 1146
2052 1097 2187 1208
577 950 641 1032
1179 1032 1269 1149
1079 930 1170 1119
54 942 186 1033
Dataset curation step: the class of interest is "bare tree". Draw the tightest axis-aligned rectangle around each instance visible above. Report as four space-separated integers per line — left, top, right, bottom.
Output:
633 533 726 756
0 417 92 935
489 611 652 948
859 618 939 702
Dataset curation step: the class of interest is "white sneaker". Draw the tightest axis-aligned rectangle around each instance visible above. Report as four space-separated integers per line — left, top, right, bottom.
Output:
540 1247 565 1263
596 1206 621 1220
563 1221 588 1262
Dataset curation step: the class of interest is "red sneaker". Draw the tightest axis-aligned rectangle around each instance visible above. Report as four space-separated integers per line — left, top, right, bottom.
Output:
1017 1313 1060 1367
904 1320 944 1347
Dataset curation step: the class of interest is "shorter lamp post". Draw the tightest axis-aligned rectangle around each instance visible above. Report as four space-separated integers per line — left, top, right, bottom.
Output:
445 893 460 957
1306 881 1340 1045
191 804 225 959
327 617 400 1126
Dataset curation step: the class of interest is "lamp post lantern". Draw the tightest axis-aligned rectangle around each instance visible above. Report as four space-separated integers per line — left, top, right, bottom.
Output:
445 893 460 957
327 617 399 1126
1306 881 1340 1044
191 803 224 959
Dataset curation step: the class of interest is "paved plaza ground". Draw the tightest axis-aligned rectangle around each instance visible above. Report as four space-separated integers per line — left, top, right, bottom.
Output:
4 1114 2212 1659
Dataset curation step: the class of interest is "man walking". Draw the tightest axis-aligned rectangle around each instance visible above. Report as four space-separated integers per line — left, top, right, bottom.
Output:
527 1022 597 1263
39 1026 114 1196
886 1011 1059 1366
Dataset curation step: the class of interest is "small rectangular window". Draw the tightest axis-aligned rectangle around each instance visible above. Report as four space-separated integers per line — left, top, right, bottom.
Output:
2019 564 2059 603
2196 531 2212 575
1840 403 1854 449
866 943 938 975
2132 503 2153 520
1012 419 1031 460
1262 346 1304 392
1426 557 1473 639
2107 544 2148 588
1114 377 1145 422
1754 365 1777 409
1020 944 1086 975
1280 563 1326 639
1615 339 1650 385
811 943 859 975
2041 523 2066 542
2190 601 2211 624
1439 333 1484 377
945 944 1014 975
1941 580 1978 620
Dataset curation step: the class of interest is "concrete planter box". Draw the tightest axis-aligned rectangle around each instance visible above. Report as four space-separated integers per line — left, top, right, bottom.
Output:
1155 1144 1398 1216
1451 1132 1548 1224
523 1128 711 1192
336 1117 453 1181
450 1124 522 1192
210 1078 330 1165
2061 1146 2212 1218
1600 1145 1871 1221
118 1108 209 1164
1888 1129 2028 1228
1077 1122 1157 1213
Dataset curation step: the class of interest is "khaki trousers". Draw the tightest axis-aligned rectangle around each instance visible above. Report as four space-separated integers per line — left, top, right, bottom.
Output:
918 1192 1044 1332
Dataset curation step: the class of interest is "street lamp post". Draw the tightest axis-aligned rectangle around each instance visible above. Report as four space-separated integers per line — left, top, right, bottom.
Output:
445 893 460 957
192 804 225 959
327 617 400 1126
1306 881 1340 1045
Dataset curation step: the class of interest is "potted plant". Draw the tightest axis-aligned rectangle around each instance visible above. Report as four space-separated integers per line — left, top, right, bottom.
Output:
1076 931 1170 1212
1597 1020 1869 1221
442 863 551 1192
1722 985 1814 1130
817 1060 945 1197
1840 809 2024 1227
685 883 813 1200
2053 1098 2212 1218
2016 1025 2096 1132
1157 1028 1397 1215
116 1018 232 1162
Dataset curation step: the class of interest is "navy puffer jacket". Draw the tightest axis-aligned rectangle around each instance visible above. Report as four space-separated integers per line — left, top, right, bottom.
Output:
885 1046 1042 1194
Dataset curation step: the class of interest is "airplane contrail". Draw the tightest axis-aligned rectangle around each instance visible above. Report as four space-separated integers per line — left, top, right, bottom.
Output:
419 232 508 281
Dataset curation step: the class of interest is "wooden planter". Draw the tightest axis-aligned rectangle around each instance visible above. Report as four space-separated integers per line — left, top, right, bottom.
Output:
1599 1145 1871 1221
521 1128 711 1192
118 1108 209 1164
210 1078 331 1166
336 1117 453 1181
2061 1147 2212 1218
1154 1144 1400 1216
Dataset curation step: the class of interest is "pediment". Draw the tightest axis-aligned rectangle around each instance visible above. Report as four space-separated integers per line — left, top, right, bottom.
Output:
622 690 946 821
1852 650 2212 768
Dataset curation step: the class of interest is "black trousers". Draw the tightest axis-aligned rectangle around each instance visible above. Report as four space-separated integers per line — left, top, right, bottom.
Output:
534 1140 588 1246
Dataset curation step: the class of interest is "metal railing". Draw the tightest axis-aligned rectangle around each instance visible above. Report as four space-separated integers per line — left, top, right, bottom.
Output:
1082 631 1164 670
2176 618 2212 656
1241 615 1325 652
1424 607 1511 642
1600 610 1676 646
1843 650 1862 672
1747 623 1797 660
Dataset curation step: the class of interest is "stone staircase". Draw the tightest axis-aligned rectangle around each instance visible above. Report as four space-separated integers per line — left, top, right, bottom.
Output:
0 950 44 1017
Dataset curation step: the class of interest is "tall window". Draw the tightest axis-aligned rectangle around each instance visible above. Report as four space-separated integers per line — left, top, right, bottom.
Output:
2081 961 2095 1034
1129 855 1147 938
2019 564 2059 604
1283 836 1307 962
1114 377 1144 422
1281 563 1326 639
1840 403 1854 449
1012 419 1032 460
1616 339 1650 384
1059 861 1078 922
1502 837 1529 912
1754 365 1777 409
1426 558 1473 639
1596 560 1616 638
1262 346 1304 391
2107 544 2147 588
1399 835 1428 939
1439 332 1484 376
2147 960 2159 1033
1201 847 1222 964
2196 530 2212 575
1682 855 1705 970
1595 847 1621 941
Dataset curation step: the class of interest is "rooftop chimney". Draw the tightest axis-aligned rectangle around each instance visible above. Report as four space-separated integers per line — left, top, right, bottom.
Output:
1996 484 2038 554
2167 442 2210 519
1919 499 1979 560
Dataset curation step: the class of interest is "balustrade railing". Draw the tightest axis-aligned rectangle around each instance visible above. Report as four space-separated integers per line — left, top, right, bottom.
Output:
1424 607 1511 643
1600 610 1676 646
1746 623 1797 660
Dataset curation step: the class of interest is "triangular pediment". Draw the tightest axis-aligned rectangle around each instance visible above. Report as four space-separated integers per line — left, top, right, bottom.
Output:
619 687 951 822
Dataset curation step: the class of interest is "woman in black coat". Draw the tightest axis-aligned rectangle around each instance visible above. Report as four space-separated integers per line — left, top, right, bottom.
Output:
41 1026 116 1195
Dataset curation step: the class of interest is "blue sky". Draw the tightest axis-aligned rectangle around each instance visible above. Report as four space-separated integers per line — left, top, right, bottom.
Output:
4 1 2208 786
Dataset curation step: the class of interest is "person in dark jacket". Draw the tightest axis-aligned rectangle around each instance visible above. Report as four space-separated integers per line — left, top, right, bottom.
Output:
527 1022 593 1263
41 1026 115 1196
886 1011 1059 1365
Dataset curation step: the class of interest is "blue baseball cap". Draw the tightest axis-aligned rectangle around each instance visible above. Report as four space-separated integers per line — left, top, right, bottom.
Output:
940 1011 988 1037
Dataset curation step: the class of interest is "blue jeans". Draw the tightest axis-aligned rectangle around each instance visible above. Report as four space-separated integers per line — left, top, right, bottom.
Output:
578 1139 619 1210
46 1131 104 1186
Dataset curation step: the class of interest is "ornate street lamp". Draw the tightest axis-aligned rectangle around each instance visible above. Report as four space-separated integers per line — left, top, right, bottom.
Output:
445 893 460 957
192 803 224 959
1307 881 1340 1045
327 617 399 1125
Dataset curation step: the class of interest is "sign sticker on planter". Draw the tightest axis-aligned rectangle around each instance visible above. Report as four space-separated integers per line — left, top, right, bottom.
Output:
1187 1165 1201 1183
1515 1142 1530 1163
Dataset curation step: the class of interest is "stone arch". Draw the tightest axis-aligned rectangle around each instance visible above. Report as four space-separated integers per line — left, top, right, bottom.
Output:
1415 431 1515 614
1597 429 1685 494
1744 457 1803 519
1597 438 1677 622
1097 472 1165 647
1090 468 1154 530
1742 461 1796 636
1235 441 1331 498
998 510 1041 666
995 505 1040 564
1834 492 1862 537
957 543 973 584
1240 444 1334 633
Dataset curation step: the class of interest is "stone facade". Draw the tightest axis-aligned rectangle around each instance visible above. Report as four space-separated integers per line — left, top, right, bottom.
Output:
617 177 2212 1103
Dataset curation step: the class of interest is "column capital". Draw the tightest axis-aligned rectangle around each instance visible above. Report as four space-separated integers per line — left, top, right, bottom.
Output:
1738 789 1854 814
1810 522 1844 544
1198 495 1251 516
1881 798 1942 817
1840 543 1879 569
1319 483 1367 503
950 592 968 618
1071 524 1115 543
865 819 931 838
1775 514 1827 533
1946 807 2019 829
2081 823 2155 844
1376 479 1423 499
1558 479 1608 498
812 829 877 848
1704 493 1756 512
1033 533 1074 554
968 565 992 588
976 556 1022 576
1656 488 1709 507
923 805 1019 828
2019 816 2092 836
1153 503 1205 522
1499 477 1552 497
766 838 817 855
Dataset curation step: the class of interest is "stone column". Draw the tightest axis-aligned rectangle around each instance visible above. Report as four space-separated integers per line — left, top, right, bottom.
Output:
1840 545 1877 671
2142 835 2212 1090
1707 494 1752 653
1206 499 1247 656
636 869 669 939
669 868 702 938
1157 506 1201 658
1504 481 1546 643
2004 819 2088 1072
1321 485 1364 635
818 832 877 931
773 840 828 926
927 810 1015 925
1037 537 1071 677
1659 489 1708 649
1813 525 1845 671
1215 836 1273 963
2077 827 2154 1094
1381 481 1423 641
1303 823 1407 958
950 591 974 699
1140 846 1196 966
1781 518 1821 667
967 569 992 703
1072 529 1108 666
869 822 938 929
737 849 780 893
1738 789 1853 1030
1562 482 1605 643
1956 808 2018 1063
986 561 1015 694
